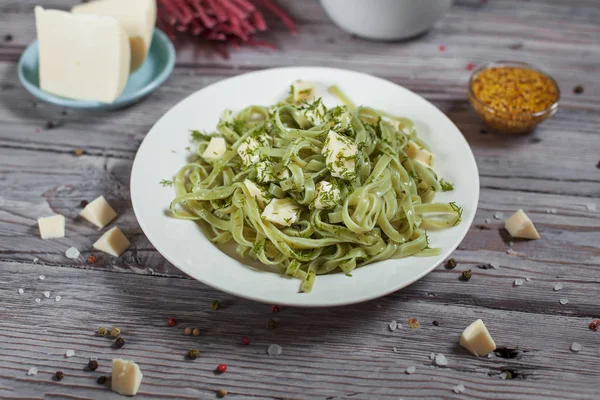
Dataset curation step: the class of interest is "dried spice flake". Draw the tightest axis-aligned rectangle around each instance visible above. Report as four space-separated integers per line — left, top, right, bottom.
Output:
408 318 420 329
460 269 472 281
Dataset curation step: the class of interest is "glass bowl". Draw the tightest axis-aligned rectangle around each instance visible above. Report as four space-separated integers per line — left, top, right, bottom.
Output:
468 61 560 134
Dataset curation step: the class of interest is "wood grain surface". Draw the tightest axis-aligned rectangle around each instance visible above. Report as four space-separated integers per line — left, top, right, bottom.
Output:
1 0 599 399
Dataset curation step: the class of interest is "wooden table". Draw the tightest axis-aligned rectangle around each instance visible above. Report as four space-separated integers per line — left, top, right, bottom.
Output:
1 0 599 399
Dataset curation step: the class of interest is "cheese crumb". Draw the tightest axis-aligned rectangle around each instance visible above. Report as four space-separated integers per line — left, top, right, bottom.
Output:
80 195 117 229
504 209 540 239
459 319 497 357
261 199 301 227
322 130 358 179
93 227 130 257
291 80 315 103
112 359 143 396
38 215 65 239
201 137 227 163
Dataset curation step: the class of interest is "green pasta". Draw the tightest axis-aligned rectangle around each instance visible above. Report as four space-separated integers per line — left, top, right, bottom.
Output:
169 81 461 293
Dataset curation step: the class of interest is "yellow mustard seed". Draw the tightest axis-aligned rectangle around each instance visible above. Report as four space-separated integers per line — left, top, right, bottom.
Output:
110 327 121 337
184 327 192 336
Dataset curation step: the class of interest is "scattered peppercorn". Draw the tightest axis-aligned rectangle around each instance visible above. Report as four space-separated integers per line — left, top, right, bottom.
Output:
46 121 57 130
54 371 64 381
408 318 420 329
217 389 228 398
87 254 97 264
187 348 200 360
4 34 13 42
439 44 446 52
97 376 107 385
97 327 108 337
266 319 276 330
271 305 279 313
211 300 221 310
88 360 99 371
110 327 121 337
589 320 600 331
461 269 472 281
114 337 125 349
466 63 475 71
446 258 457 269
479 128 488 134
573 84 584 95
241 336 250 345
61 110 68 116
74 148 85 156
432 320 440 326
192 328 201 336
494 347 520 359
168 317 177 327
184 327 192 336
216 364 227 373
80 200 89 208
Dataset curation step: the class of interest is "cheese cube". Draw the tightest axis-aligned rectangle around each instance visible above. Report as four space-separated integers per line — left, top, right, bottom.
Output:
330 106 353 132
256 161 289 183
72 0 156 71
237 136 268 166
505 209 540 239
313 181 341 210
291 80 315 103
34 6 130 103
460 319 497 357
262 199 301 227
404 140 434 166
322 130 358 179
301 99 327 126
80 196 117 229
243 179 268 208
201 137 227 163
93 227 130 257
38 215 65 239
112 359 143 396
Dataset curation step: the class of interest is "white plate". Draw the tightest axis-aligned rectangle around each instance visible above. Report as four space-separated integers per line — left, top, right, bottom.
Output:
131 67 479 307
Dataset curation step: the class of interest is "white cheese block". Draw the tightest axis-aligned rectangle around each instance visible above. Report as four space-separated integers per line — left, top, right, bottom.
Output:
112 359 143 396
505 209 540 239
301 99 326 126
38 215 65 239
322 130 358 179
80 195 117 229
93 227 130 257
405 140 434 166
313 181 341 210
237 136 268 166
460 319 497 357
243 179 268 208
201 137 227 163
262 199 301 227
72 0 156 71
291 80 315 103
34 6 130 103
256 161 290 183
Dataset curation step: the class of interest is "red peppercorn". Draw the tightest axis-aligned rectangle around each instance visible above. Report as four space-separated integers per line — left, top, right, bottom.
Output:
271 305 279 313
241 336 250 345
168 318 177 327
216 364 227 373
466 63 475 71
589 319 600 331
438 44 446 52
87 254 97 264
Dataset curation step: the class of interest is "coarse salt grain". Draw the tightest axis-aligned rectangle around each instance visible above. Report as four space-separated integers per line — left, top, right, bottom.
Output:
405 366 416 374
453 384 465 394
18 288 24 294
35 298 41 303
487 353 493 359
514 279 524 287
499 371 508 380
494 212 503 220
586 203 596 212
389 320 398 331
55 295 62 302
33 257 39 263
65 247 80 259
434 353 448 366
43 291 51 298
553 283 563 291
525 277 532 282
65 350 75 358
571 342 582 352
393 347 398 353
39 275 45 280
550 208 557 214
559 298 569 305
490 262 499 269
27 367 38 376
267 344 282 356
429 353 435 360
508 241 514 247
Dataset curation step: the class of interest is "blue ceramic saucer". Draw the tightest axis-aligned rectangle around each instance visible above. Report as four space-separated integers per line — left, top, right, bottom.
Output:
18 28 176 110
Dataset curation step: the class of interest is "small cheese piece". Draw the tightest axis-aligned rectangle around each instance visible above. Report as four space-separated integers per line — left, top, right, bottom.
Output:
505 209 540 239
301 99 327 126
381 115 402 130
201 137 227 163
322 130 358 179
34 6 130 103
72 0 156 71
313 181 341 210
243 179 268 208
237 136 268 166
80 196 117 229
291 80 315 103
330 106 353 132
38 215 65 239
93 227 130 257
262 199 301 227
404 140 434 166
256 161 290 183
111 359 143 396
460 319 497 357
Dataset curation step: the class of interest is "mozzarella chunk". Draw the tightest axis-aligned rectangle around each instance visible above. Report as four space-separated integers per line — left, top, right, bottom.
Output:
34 6 130 103
505 209 540 239
329 106 353 131
301 99 327 126
262 199 301 227
243 179 268 208
38 215 65 239
256 161 290 183
460 319 497 357
237 136 268 166
80 195 117 229
404 140 434 166
72 0 156 71
112 359 143 396
322 130 358 179
93 227 130 257
201 137 227 163
313 181 341 210
291 80 315 103
381 115 402 130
